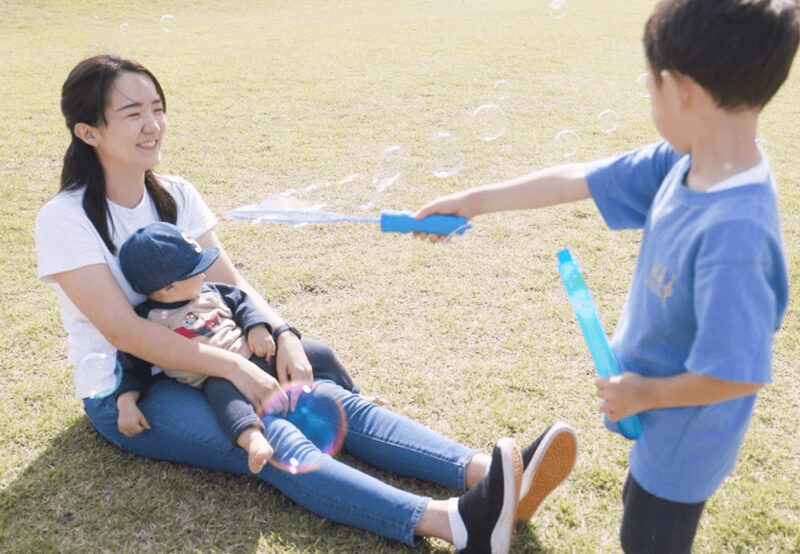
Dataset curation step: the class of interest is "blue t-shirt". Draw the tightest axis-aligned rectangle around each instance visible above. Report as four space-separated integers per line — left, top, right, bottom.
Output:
585 141 788 502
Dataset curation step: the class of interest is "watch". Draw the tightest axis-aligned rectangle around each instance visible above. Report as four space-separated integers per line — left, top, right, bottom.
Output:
273 323 301 342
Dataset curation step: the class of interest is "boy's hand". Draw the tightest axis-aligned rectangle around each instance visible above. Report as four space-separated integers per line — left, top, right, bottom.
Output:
116 391 151 437
247 324 276 359
596 373 648 422
413 192 474 243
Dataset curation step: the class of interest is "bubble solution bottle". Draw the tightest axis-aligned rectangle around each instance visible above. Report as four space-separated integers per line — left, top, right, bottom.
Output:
74 352 122 399
557 249 642 440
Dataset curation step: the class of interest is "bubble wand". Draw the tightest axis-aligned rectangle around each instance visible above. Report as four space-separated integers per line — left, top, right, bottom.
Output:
556 249 642 440
225 207 471 236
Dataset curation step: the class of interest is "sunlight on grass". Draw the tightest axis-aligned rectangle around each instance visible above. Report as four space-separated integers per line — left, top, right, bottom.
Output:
2 0 799 552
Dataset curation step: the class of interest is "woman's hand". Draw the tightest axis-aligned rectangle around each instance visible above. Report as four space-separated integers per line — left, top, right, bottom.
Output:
275 333 313 409
230 357 289 415
246 324 276 359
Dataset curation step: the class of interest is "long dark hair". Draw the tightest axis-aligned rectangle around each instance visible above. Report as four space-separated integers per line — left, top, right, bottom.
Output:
60 54 177 253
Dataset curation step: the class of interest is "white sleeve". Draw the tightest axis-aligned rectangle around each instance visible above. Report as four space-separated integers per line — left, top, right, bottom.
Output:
35 193 107 283
164 175 219 238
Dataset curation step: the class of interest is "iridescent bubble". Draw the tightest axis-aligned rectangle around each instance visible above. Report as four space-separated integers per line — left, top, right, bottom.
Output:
373 145 404 192
637 72 651 98
430 130 463 179
337 173 361 185
119 22 129 36
303 181 331 193
262 383 347 474
597 109 619 134
74 352 122 399
550 0 568 19
555 129 579 158
91 15 101 25
494 79 512 101
755 137 771 156
473 104 505 142
160 14 176 33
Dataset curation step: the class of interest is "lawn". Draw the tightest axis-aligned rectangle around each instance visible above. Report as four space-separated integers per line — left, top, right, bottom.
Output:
1 1 799 552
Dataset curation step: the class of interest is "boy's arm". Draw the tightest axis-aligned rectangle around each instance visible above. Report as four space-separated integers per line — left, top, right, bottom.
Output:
415 163 590 221
209 282 271 336
597 372 765 421
115 350 156 400
210 282 274 359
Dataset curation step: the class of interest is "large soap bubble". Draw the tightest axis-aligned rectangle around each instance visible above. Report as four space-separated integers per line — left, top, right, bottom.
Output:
261 383 347 474
473 104 506 142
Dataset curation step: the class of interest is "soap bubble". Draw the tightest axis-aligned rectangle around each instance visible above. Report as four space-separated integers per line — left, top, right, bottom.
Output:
555 129 579 158
337 173 361 185
755 137 771 156
550 0 568 19
262 383 347 474
430 130 463 179
119 22 129 36
597 109 618 134
637 72 651 98
494 79 512 101
373 144 404 192
74 352 122 399
160 14 176 33
473 104 505 142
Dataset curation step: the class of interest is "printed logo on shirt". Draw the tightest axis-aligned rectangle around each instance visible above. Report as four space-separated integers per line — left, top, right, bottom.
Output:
646 263 674 307
174 312 221 339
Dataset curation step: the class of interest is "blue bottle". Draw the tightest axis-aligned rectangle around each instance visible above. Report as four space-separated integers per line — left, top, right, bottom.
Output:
557 249 642 440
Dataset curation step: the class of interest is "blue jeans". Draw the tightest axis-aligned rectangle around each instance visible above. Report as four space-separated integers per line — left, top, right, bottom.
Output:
84 379 477 545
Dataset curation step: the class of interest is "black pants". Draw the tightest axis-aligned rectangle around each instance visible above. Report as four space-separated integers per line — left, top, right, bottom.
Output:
620 473 706 554
203 338 358 444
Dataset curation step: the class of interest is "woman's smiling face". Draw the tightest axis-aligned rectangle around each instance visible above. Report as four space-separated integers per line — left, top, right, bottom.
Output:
92 71 167 173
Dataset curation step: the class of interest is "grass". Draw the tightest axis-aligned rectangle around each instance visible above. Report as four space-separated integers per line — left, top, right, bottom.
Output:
2 0 799 552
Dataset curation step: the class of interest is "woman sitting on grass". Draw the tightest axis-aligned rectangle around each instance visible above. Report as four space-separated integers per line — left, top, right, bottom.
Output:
35 53 577 553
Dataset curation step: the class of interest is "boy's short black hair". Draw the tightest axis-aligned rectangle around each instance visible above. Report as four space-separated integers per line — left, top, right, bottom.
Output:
644 0 800 110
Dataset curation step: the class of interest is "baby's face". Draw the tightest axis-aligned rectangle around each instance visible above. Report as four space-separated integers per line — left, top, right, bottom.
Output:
149 272 205 303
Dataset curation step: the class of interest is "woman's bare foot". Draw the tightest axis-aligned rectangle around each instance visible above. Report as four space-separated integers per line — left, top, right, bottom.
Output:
237 427 274 473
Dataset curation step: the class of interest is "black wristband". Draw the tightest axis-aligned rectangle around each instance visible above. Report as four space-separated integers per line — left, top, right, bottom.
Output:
273 323 301 342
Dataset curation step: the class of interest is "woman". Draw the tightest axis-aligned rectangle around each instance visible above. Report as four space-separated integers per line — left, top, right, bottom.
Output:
35 54 577 553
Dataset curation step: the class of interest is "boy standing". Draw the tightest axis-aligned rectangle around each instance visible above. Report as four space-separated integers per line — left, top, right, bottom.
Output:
415 1 798 551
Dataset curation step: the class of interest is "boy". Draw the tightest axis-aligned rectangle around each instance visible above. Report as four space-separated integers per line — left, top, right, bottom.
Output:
115 222 360 474
415 1 798 551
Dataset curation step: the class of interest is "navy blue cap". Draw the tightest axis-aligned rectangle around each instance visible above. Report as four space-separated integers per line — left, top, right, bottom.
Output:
119 222 219 295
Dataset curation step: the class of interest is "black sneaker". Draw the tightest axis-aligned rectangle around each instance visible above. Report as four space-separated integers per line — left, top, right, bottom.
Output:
516 422 577 522
457 437 522 553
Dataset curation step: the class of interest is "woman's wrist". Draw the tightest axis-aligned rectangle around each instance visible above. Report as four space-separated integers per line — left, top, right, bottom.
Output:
273 323 301 343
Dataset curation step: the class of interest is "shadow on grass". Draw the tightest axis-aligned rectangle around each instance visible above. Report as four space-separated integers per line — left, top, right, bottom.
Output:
1 418 561 553
4 417 554 553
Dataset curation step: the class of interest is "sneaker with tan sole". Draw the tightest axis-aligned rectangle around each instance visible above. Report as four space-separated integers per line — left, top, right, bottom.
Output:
516 422 577 522
458 437 523 553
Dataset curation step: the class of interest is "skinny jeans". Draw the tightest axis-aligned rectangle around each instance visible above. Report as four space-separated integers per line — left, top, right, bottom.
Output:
84 351 477 545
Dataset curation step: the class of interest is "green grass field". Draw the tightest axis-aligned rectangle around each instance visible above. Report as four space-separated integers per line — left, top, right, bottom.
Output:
2 1 799 551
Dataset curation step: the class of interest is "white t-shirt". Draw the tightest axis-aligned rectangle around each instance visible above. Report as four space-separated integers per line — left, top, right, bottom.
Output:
35 175 218 394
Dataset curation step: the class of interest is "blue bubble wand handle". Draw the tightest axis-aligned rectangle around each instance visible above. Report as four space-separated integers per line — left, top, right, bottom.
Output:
379 210 470 235
557 249 642 440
